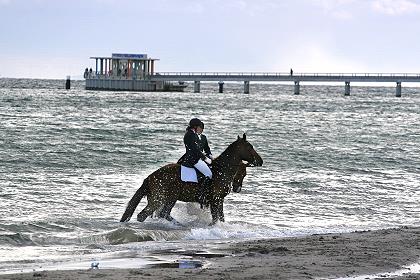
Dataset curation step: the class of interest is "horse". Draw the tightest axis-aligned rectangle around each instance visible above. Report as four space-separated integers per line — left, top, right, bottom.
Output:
120 134 263 225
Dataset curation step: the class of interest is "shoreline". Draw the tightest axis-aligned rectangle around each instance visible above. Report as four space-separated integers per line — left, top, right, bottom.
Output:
2 226 420 280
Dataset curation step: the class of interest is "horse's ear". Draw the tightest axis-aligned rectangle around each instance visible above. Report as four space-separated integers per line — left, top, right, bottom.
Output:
243 133 246 141
237 135 241 140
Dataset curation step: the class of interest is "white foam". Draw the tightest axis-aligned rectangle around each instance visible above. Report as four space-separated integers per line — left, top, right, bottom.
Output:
184 222 285 240
183 219 370 241
170 202 213 226
331 261 420 280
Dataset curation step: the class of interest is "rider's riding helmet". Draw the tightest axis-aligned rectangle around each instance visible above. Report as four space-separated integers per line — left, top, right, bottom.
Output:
189 118 202 128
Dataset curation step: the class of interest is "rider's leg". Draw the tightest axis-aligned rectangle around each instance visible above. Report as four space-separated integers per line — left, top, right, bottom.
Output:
194 159 212 178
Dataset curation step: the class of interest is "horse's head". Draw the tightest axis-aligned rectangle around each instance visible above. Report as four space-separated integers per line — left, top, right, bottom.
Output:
234 134 263 167
232 161 247 193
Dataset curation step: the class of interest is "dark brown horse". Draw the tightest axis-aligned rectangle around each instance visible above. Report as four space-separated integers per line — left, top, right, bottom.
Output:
120 134 263 225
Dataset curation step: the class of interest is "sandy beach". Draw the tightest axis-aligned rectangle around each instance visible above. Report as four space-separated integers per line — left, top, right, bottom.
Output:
2 226 420 280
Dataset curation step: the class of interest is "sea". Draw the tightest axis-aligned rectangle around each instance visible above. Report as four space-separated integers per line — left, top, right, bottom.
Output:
0 78 419 274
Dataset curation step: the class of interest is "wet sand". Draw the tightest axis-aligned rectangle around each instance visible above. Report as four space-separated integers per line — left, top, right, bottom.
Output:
2 226 420 280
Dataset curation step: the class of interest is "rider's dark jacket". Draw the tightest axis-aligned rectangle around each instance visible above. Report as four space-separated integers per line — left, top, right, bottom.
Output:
179 129 212 167
198 134 211 157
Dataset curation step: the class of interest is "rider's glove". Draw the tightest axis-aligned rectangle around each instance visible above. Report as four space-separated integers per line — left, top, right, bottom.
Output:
204 157 212 165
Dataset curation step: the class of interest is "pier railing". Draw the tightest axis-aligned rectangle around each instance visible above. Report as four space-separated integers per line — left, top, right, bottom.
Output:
150 72 420 82
153 72 420 78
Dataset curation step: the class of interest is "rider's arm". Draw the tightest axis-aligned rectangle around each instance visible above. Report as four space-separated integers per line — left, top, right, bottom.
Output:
185 132 206 161
201 135 213 159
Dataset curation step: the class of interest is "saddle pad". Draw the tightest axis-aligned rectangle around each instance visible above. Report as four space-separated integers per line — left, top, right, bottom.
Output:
181 165 198 183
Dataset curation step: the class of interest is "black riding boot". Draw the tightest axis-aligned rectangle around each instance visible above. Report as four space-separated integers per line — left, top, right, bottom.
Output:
197 177 212 208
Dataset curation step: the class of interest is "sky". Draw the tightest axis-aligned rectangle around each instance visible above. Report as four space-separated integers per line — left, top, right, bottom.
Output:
1 0 420 79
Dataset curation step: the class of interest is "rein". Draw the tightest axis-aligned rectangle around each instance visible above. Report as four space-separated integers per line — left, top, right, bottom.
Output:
228 162 258 167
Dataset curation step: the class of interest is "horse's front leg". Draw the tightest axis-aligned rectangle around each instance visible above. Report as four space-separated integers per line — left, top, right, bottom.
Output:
210 199 223 225
219 200 225 222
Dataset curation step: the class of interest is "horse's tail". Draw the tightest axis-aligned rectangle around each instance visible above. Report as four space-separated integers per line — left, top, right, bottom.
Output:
120 178 149 222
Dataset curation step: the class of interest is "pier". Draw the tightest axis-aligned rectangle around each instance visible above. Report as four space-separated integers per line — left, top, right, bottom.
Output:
150 72 420 96
84 53 420 96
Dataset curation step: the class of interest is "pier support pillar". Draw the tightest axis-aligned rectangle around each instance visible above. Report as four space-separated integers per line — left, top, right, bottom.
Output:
244 81 250 94
65 76 71 90
294 81 300 95
100 59 104 75
194 81 201 93
345 81 351 96
218 82 224 93
396 82 402 97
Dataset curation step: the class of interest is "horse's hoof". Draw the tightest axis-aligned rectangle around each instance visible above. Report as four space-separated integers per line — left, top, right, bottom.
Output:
137 215 147 222
171 219 182 226
165 215 174 222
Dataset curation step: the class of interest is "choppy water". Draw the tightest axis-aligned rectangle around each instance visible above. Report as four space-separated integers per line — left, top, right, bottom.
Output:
1 78 419 273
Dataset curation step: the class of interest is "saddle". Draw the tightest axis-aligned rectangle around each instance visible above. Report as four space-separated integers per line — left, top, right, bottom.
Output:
180 165 206 183
180 165 212 208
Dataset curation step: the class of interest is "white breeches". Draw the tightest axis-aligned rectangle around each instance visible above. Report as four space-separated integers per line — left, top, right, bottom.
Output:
194 159 213 179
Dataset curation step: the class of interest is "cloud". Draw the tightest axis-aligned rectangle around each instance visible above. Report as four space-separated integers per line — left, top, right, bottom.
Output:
0 0 12 5
310 0 420 18
274 43 368 73
371 0 420 15
310 0 359 19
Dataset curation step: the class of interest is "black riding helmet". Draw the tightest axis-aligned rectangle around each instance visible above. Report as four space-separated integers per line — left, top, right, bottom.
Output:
189 118 204 128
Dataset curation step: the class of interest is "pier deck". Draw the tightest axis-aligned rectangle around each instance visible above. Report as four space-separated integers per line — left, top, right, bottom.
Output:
150 72 420 96
151 72 420 82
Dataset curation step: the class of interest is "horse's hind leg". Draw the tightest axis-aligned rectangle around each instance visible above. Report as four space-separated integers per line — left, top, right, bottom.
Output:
137 203 160 222
158 201 176 221
219 202 225 222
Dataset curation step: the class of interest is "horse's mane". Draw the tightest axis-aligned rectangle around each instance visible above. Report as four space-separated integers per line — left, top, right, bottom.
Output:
221 139 238 155
213 138 241 165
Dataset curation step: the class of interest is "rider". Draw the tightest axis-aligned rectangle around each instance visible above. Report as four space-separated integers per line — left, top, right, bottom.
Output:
179 118 213 206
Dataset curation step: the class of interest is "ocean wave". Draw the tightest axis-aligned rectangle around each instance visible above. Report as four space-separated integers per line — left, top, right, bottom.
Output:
0 233 37 246
79 227 189 245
